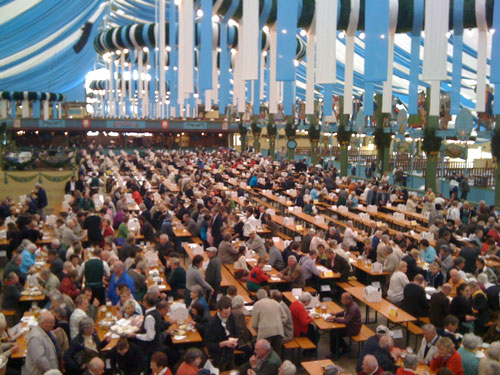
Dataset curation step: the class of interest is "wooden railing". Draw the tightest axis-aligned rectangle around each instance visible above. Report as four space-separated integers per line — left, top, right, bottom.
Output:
294 147 494 188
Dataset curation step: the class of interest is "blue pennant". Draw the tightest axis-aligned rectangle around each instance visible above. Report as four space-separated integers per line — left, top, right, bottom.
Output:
199 0 213 91
491 0 500 114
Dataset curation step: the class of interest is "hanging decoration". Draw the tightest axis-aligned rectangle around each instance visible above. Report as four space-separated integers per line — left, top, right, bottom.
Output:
475 0 488 113
450 0 464 115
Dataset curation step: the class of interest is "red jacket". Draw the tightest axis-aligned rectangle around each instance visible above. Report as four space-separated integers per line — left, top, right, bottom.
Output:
290 300 312 337
430 350 464 375
358 366 384 375
59 277 80 300
247 265 269 284
396 369 417 375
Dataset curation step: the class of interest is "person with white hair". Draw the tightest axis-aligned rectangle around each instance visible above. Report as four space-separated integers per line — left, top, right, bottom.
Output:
20 242 37 274
398 353 418 375
290 292 315 342
22 311 59 375
246 230 266 257
238 339 282 375
279 360 296 375
0 312 17 357
485 362 500 375
252 289 287 354
343 220 359 250
479 341 500 375
387 261 409 304
458 333 482 375
417 324 440 365
277 255 305 289
358 354 383 375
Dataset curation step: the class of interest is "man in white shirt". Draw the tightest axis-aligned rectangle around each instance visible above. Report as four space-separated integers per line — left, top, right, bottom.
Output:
243 207 261 238
69 294 89 339
417 324 439 365
447 201 461 222
343 221 358 250
129 293 163 356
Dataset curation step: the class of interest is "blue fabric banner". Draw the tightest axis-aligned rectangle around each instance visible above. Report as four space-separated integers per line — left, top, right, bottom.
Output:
199 0 213 91
283 81 294 115
450 0 464 115
323 85 334 117
408 0 424 115
491 0 500 114
364 0 389 83
253 0 272 115
276 0 301 82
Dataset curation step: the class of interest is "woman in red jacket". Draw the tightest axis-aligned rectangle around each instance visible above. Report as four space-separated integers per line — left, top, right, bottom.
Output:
246 256 269 292
59 269 81 300
430 337 464 375
290 292 313 338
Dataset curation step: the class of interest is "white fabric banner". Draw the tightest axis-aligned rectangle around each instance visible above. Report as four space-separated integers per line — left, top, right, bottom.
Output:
382 0 399 113
0 0 41 25
0 100 6 119
159 0 167 113
315 0 337 84
343 0 360 115
475 0 488 112
178 0 194 104
305 26 316 115
422 0 449 116
422 0 449 81
242 0 259 80
269 25 278 114
43 100 49 120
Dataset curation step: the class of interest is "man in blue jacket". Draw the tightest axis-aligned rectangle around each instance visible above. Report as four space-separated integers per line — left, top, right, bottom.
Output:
34 183 48 219
107 261 136 305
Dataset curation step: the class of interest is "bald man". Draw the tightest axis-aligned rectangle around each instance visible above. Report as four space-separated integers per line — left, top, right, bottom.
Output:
239 339 282 375
326 293 362 356
358 355 383 375
84 357 105 375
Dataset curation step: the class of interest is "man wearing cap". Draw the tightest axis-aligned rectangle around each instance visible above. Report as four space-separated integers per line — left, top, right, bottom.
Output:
356 325 393 372
205 247 222 309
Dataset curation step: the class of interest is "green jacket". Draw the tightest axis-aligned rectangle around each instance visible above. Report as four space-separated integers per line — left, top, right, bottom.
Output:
239 349 281 375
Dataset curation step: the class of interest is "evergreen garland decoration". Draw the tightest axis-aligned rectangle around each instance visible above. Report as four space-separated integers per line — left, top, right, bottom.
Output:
308 115 321 141
337 124 352 144
267 114 277 137
238 123 248 136
285 116 296 138
251 117 262 135
491 127 500 160
373 126 393 150
421 126 442 155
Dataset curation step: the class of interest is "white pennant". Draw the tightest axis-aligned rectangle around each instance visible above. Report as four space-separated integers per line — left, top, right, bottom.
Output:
343 0 360 115
268 25 278 114
242 0 259 80
476 0 488 112
305 20 316 115
178 0 194 105
382 0 399 113
422 0 449 116
315 0 337 84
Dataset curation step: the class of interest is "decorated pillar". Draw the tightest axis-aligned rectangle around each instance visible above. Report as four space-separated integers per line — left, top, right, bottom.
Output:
337 97 352 177
267 114 277 159
251 116 261 152
493 116 500 207
238 123 248 152
285 115 296 160
422 88 442 193
373 94 392 175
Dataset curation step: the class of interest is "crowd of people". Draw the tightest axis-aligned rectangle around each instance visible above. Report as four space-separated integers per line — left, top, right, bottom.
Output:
0 147 499 375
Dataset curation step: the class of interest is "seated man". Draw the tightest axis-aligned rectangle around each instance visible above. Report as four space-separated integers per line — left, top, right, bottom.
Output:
326 292 362 356
416 324 440 365
276 256 305 289
401 274 429 318
358 355 383 375
373 335 400 373
204 296 238 371
298 250 319 285
437 315 461 349
239 339 282 375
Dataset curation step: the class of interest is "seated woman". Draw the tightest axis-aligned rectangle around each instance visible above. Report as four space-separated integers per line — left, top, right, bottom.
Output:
189 302 210 336
63 317 109 375
246 256 269 292
122 299 140 319
59 269 81 300
234 246 250 280
0 313 17 358
449 283 474 334
426 262 444 289
175 348 203 375
150 351 172 375
430 337 464 375
188 285 209 313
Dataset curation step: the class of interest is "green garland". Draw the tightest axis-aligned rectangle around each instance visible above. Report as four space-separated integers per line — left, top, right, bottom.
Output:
267 114 277 137
492 127 500 161
4 173 38 184
337 123 352 144
421 126 442 155
373 126 393 150
40 173 73 182
238 123 248 137
39 156 73 168
251 122 262 135
308 115 321 141
285 116 296 138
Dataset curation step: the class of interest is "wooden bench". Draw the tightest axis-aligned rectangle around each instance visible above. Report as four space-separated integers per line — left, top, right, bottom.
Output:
221 265 253 303
407 322 424 349
349 324 375 357
277 232 292 241
336 282 352 290
283 337 317 362
348 280 365 288
418 317 430 325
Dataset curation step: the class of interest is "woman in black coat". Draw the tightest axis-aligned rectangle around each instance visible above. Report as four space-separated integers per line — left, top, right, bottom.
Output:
190 301 210 337
63 317 108 375
449 283 474 333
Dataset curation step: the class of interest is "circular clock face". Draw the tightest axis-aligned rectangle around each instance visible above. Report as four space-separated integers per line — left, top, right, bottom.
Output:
287 139 297 150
